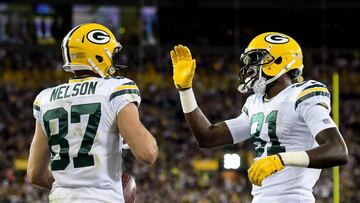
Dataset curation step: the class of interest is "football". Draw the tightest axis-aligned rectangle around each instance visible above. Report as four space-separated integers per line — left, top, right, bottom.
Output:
122 173 137 203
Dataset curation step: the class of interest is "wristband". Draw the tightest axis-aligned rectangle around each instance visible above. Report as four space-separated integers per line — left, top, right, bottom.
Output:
179 88 198 113
279 151 310 167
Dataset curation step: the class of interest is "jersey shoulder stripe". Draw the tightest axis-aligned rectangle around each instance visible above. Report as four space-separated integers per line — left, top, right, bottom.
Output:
33 103 40 111
292 81 307 87
33 100 41 111
295 90 330 109
296 87 329 99
110 89 140 101
113 82 137 91
109 81 140 101
302 83 326 90
295 81 330 109
33 88 52 120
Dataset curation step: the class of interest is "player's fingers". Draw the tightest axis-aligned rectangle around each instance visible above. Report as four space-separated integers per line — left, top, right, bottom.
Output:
257 173 267 186
170 50 177 65
248 166 256 184
184 46 192 60
179 45 188 60
248 174 256 185
248 161 257 175
190 59 196 74
248 166 254 178
175 45 184 59
252 166 262 186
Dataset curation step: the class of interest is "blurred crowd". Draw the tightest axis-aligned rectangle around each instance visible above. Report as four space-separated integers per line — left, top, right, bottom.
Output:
0 46 360 203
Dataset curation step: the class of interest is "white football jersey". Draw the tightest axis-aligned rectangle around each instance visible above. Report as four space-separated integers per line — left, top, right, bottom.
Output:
33 76 141 203
225 80 336 202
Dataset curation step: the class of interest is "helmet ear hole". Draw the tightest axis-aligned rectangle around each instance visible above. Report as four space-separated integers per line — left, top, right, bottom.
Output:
274 57 282 64
95 55 103 63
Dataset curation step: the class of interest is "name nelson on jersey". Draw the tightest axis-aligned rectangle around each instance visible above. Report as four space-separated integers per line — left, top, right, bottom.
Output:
50 81 98 101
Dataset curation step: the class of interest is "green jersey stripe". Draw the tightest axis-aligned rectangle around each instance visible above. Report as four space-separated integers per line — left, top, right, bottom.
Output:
302 83 326 91
33 104 40 111
292 81 307 88
122 82 136 86
242 106 249 116
295 91 330 109
110 89 140 101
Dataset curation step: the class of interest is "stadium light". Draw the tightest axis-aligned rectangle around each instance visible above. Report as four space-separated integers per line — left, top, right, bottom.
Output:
223 153 241 170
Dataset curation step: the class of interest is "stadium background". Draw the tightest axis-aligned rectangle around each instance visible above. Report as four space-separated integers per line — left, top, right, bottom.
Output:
0 0 359 202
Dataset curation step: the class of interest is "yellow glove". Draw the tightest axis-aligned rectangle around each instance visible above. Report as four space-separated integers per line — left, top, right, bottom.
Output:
170 45 196 89
248 155 284 186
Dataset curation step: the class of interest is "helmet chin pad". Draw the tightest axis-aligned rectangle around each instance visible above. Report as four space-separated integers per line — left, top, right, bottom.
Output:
253 77 266 94
238 75 266 94
238 77 254 93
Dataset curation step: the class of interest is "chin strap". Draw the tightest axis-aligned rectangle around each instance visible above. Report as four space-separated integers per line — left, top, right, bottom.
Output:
88 58 106 78
87 45 123 78
254 59 300 94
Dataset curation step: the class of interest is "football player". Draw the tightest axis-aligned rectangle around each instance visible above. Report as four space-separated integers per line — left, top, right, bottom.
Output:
27 23 158 202
170 32 348 202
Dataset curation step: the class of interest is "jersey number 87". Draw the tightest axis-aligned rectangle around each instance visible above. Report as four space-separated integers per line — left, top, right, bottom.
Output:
43 103 101 171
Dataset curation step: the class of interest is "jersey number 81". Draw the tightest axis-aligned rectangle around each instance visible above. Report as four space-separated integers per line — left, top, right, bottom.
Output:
250 110 285 157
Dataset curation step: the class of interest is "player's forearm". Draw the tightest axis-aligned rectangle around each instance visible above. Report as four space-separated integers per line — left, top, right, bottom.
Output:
184 107 215 145
179 88 215 145
278 128 348 169
37 173 54 191
28 169 54 191
131 132 158 165
306 145 347 168
306 128 348 168
180 89 233 147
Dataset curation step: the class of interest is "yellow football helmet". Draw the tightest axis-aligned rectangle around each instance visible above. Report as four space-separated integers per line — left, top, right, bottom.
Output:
238 32 303 94
61 23 126 78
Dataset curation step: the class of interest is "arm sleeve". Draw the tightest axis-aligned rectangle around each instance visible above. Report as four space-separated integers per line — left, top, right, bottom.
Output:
299 104 337 137
109 80 141 114
295 81 331 113
224 112 251 144
295 81 336 137
33 95 42 121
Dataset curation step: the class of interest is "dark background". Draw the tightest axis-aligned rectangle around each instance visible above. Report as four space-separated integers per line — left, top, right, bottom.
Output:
1 0 359 48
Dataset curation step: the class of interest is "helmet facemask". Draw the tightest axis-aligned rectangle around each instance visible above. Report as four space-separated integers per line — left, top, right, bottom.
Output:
238 48 303 94
107 43 128 77
238 49 274 94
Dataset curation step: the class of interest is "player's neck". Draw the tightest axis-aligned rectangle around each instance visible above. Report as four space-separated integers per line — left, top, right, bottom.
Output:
266 75 292 99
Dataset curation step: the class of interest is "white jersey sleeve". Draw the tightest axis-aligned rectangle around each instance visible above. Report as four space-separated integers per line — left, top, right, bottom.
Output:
33 99 41 121
109 79 141 115
295 80 331 113
32 89 49 121
295 80 337 137
224 97 251 144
